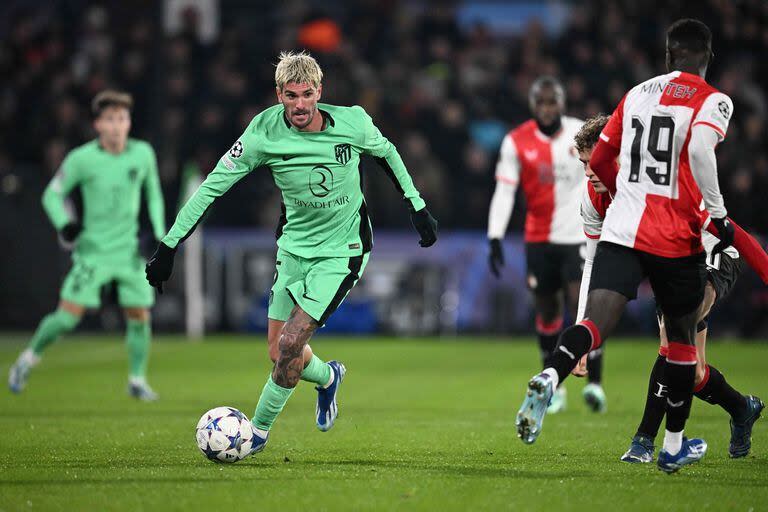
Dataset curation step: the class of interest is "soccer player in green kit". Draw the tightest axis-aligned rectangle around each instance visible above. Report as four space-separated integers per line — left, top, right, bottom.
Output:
145 51 438 453
8 90 166 401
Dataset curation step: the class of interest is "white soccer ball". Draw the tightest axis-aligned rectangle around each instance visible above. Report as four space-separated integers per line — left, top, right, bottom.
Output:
195 406 254 463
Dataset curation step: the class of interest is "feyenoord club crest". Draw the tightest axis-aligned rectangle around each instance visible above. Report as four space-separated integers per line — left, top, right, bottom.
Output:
334 143 351 165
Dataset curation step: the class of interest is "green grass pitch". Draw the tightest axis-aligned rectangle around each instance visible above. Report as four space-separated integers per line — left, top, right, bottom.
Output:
1 335 767 511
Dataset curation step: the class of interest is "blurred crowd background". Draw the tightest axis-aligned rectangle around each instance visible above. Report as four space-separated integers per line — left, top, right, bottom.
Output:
2 0 767 333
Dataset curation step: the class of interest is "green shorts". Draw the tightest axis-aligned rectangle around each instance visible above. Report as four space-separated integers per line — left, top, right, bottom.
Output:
60 255 155 308
268 248 369 325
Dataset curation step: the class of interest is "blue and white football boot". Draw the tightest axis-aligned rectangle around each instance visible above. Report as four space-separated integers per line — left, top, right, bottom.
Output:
657 437 707 473
516 372 555 444
582 383 607 413
620 435 655 463
729 395 764 458
128 377 159 401
8 350 39 394
316 360 346 432
247 425 269 456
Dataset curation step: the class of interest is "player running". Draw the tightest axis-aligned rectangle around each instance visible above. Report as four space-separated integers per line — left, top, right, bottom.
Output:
572 114 765 463
487 77 605 414
144 51 438 454
8 90 166 401
516 19 738 473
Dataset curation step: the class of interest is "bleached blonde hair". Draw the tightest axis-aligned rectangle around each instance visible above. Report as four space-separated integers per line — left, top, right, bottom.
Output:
274 51 323 90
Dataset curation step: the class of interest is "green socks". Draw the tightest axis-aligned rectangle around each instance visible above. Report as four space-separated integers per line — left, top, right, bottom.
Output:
250 356 329 431
252 376 295 431
301 354 332 387
126 319 151 378
28 309 80 355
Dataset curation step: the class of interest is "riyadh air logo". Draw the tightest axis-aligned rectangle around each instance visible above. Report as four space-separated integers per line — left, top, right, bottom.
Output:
309 165 334 197
334 143 352 165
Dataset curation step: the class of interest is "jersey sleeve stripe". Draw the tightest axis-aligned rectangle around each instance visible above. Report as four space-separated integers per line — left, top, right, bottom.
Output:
599 132 620 147
584 231 600 239
495 175 518 185
692 121 726 139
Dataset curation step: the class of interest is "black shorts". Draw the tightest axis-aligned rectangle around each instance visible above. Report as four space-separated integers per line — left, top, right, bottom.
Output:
706 252 743 301
525 242 585 294
590 241 706 318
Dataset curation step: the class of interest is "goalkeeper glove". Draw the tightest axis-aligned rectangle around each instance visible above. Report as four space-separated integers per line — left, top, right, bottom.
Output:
489 238 504 278
710 216 735 256
145 242 176 294
58 222 82 250
410 208 438 247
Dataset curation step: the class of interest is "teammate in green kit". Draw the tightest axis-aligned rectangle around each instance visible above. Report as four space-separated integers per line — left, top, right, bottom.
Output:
145 51 438 453
8 90 166 401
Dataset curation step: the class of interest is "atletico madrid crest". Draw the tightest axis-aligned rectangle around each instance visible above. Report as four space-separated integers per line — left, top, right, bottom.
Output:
334 143 351 165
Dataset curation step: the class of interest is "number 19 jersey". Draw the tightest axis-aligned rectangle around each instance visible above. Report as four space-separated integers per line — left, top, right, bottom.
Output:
598 71 733 258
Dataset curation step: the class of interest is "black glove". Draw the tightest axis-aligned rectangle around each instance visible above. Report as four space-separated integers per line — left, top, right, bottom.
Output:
410 208 438 247
145 242 176 294
60 222 82 243
489 238 504 278
710 216 735 256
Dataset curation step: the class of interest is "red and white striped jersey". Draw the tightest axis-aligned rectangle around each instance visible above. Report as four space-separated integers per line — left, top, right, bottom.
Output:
495 117 586 244
580 180 613 240
598 71 733 258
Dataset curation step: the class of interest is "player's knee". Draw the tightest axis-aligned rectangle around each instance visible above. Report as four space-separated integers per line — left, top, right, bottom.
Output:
55 308 82 330
534 294 560 322
124 308 149 322
665 313 698 345
277 331 304 359
268 344 280 363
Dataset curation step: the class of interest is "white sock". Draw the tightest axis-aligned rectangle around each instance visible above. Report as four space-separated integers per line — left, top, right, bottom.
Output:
663 430 683 455
252 426 269 439
20 349 40 367
129 375 147 386
322 369 335 389
542 368 559 390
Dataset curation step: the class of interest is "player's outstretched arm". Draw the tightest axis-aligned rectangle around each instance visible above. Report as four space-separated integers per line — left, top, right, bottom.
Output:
42 153 82 248
146 124 263 292
357 107 437 247
143 144 166 242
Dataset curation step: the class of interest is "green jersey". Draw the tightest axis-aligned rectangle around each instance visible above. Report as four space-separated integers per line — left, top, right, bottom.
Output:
163 103 426 258
43 138 166 261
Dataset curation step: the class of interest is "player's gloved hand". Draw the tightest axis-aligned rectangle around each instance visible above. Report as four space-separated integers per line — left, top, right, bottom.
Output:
410 208 438 247
710 216 735 256
489 238 504 278
58 222 82 250
145 242 176 294
61 222 82 243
